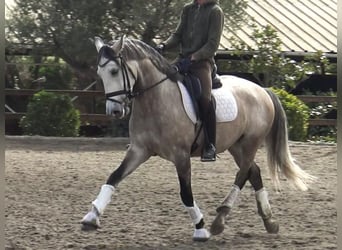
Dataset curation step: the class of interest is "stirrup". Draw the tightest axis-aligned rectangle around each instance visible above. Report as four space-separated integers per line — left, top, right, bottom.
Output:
201 144 216 162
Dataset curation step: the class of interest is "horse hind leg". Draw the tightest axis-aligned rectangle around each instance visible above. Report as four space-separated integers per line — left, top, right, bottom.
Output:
210 142 256 235
210 169 247 235
81 145 151 230
210 156 279 235
249 162 279 234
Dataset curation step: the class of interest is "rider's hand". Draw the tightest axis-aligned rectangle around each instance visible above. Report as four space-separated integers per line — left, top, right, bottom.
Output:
155 43 165 54
175 57 192 74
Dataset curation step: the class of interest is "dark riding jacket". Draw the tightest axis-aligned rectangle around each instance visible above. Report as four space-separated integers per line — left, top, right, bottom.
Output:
163 0 224 62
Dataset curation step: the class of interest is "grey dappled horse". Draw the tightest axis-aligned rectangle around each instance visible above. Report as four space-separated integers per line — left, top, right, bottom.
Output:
81 36 315 241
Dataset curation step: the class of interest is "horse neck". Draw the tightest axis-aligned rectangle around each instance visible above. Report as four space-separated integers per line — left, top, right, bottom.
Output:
131 58 181 110
134 59 177 95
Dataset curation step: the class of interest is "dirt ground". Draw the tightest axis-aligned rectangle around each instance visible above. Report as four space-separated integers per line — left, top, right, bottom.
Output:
5 136 337 250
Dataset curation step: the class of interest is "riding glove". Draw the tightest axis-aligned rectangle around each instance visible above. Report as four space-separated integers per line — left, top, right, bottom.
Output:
155 44 165 54
175 57 192 74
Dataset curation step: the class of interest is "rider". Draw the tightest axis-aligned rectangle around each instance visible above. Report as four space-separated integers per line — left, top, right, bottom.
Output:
156 0 224 161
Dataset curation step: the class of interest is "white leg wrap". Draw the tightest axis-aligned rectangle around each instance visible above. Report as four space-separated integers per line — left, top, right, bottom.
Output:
256 188 268 203
92 184 115 215
255 188 272 218
223 184 240 208
184 202 203 225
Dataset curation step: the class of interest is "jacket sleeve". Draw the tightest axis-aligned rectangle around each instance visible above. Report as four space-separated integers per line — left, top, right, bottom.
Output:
192 6 224 61
163 6 188 49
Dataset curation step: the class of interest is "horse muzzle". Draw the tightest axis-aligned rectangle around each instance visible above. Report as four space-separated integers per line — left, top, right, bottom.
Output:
106 100 130 119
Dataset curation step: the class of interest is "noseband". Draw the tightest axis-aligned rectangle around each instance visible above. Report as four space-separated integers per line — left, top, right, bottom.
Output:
97 46 169 104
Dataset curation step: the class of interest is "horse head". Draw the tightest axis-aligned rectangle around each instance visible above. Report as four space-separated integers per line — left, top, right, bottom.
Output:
94 36 136 119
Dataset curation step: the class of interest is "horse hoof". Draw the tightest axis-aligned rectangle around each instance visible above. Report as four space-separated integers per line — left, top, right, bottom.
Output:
210 213 226 235
81 222 99 231
193 228 210 242
263 218 279 234
81 211 100 231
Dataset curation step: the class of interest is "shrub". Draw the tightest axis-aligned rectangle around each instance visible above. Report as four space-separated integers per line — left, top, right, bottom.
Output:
37 59 74 90
20 90 80 136
269 87 310 141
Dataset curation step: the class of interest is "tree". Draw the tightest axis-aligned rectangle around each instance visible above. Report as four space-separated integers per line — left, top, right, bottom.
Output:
6 0 248 87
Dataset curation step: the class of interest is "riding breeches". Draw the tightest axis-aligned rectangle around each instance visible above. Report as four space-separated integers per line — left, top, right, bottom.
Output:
188 59 213 117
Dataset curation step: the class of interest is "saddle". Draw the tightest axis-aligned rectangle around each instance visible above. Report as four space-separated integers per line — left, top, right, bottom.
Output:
180 73 222 121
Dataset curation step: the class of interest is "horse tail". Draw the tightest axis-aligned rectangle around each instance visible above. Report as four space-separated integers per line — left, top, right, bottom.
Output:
264 88 316 191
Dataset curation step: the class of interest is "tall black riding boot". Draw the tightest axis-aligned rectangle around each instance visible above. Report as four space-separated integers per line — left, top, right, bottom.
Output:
201 100 216 162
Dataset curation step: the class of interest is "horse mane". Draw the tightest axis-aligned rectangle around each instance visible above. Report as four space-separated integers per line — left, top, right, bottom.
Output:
120 38 178 82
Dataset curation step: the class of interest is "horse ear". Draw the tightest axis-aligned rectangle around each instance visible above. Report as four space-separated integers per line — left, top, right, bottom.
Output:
112 35 125 54
94 36 105 52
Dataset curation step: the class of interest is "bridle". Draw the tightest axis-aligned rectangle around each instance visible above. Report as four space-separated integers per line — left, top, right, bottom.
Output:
97 46 169 104
97 46 136 104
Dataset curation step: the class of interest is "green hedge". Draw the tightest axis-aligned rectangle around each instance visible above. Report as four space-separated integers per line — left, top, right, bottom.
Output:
20 90 80 136
269 87 310 141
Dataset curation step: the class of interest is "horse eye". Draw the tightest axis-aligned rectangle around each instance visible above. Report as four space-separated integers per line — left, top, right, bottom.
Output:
110 68 119 76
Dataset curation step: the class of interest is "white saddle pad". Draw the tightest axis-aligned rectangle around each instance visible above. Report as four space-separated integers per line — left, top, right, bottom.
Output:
178 79 238 124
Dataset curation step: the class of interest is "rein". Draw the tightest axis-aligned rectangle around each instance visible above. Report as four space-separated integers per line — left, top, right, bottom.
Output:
98 46 169 103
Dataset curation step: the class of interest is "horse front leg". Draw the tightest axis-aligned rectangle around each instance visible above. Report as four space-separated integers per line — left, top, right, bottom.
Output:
81 145 150 230
175 157 210 241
